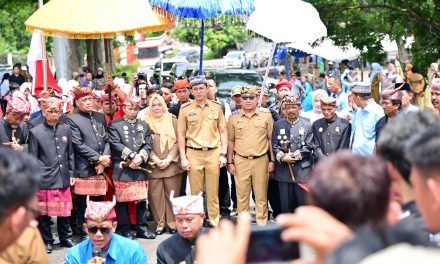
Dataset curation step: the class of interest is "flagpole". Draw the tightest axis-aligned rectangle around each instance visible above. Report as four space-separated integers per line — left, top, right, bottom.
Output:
38 0 47 91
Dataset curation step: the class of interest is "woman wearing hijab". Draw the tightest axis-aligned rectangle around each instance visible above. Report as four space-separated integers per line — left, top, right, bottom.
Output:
145 94 183 235
94 68 106 90
369 63 382 103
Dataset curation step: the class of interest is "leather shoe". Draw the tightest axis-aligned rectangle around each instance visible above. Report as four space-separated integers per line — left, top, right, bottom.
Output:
168 228 178 234
155 228 165 236
45 243 53 254
121 232 133 240
136 231 156 239
60 239 76 248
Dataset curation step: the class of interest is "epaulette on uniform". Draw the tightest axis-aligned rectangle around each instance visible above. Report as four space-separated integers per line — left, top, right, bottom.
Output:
211 100 221 105
181 102 191 108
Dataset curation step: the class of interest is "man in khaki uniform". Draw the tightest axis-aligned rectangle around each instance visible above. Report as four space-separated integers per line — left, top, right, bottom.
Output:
177 77 228 227
227 86 274 225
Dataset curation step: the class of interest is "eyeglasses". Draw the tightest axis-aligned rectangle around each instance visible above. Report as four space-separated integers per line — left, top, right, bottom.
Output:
86 225 112 234
241 96 256 101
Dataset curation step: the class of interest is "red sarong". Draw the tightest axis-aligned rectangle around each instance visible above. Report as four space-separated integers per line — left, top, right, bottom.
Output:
114 180 148 202
74 175 107 196
38 187 73 217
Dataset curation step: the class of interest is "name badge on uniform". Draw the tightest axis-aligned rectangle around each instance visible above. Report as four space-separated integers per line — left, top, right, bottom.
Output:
189 110 197 116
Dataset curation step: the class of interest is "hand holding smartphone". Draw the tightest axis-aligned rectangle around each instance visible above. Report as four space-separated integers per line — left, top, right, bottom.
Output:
246 224 300 263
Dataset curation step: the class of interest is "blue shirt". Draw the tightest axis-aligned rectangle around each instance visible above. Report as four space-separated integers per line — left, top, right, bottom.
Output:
65 233 147 264
351 100 384 156
404 104 420 113
332 91 350 116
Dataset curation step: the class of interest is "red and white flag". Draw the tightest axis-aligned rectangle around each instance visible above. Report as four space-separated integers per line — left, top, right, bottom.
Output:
27 30 61 96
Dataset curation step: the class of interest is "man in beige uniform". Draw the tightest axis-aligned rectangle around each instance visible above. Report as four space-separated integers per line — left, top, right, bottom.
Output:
227 86 274 225
177 77 228 227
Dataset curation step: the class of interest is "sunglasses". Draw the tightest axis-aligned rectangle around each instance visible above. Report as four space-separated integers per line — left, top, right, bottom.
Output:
241 96 256 101
87 225 112 234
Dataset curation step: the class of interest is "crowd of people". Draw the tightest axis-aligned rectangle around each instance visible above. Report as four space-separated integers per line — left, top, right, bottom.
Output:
0 57 440 264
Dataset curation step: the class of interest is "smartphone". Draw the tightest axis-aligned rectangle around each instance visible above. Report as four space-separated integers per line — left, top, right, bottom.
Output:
246 224 300 263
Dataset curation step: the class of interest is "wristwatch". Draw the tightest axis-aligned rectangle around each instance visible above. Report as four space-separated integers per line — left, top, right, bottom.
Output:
220 153 227 158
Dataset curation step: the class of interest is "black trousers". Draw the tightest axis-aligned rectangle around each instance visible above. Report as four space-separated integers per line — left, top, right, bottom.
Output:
117 201 148 234
38 215 72 244
267 179 281 218
278 182 306 213
75 195 102 233
218 167 231 212
180 171 188 196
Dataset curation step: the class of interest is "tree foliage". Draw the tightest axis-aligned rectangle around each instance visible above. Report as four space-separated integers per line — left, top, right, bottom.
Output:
172 16 247 58
307 0 440 70
0 0 36 53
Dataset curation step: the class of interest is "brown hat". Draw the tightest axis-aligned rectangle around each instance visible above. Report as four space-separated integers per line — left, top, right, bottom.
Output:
282 94 301 105
320 96 337 106
241 86 261 95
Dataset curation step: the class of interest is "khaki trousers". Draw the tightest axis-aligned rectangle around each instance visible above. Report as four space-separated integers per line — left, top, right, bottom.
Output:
187 148 220 226
235 154 269 225
148 174 182 229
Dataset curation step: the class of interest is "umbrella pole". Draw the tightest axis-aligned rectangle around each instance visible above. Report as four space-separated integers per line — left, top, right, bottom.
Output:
198 19 204 76
104 38 113 120
258 42 277 107
38 0 47 91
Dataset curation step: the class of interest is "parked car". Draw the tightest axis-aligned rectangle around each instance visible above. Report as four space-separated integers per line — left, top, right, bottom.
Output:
222 51 250 69
174 48 200 63
153 57 188 83
206 68 276 106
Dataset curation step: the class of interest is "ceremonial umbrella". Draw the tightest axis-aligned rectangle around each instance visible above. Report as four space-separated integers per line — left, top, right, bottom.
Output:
246 0 327 105
149 0 255 75
25 0 176 90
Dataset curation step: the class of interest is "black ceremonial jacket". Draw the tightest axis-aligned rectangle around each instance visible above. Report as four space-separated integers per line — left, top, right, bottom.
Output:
107 117 152 182
312 116 351 161
272 117 313 183
29 121 74 189
67 110 110 178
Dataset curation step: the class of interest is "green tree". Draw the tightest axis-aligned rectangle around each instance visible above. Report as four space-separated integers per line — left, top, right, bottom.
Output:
0 0 36 53
307 0 440 70
172 17 247 58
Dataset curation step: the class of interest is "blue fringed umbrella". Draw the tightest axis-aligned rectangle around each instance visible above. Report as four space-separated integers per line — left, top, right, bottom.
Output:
149 0 255 75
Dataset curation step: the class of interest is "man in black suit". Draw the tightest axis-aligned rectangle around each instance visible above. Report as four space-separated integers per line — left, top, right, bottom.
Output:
67 87 111 239
272 94 313 213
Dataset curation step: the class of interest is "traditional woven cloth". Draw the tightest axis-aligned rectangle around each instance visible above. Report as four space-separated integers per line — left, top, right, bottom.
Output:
85 196 116 222
37 187 72 217
114 180 148 202
73 175 107 196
